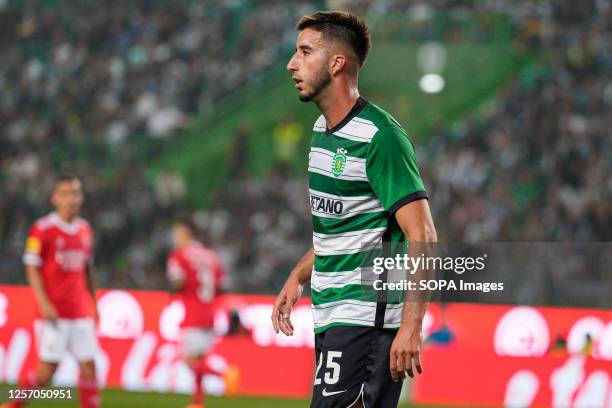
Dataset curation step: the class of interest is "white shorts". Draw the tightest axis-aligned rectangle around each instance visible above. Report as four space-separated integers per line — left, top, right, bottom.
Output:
37 318 98 363
180 328 215 358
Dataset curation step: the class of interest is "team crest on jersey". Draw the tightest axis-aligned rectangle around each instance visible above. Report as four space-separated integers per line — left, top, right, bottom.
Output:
332 148 348 177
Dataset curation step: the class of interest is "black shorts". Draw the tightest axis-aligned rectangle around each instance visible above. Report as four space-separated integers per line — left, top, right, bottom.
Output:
310 326 403 408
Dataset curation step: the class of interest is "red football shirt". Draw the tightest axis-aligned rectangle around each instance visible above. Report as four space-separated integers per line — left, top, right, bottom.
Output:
23 212 95 318
167 242 226 329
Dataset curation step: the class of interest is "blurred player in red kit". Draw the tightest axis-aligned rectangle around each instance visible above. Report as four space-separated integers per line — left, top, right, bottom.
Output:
3 174 99 408
167 218 240 408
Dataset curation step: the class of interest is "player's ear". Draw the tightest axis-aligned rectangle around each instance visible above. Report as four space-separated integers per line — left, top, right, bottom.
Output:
330 54 347 76
50 189 57 206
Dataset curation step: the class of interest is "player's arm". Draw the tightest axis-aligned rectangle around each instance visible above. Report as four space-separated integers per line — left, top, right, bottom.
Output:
167 256 186 293
364 125 435 381
168 276 186 292
24 229 58 322
390 200 437 382
25 265 58 322
271 247 314 336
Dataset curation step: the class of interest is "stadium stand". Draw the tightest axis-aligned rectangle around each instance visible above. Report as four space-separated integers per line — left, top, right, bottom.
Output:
1 1 609 300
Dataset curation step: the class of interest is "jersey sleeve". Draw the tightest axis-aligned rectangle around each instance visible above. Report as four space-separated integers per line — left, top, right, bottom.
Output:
167 253 186 282
80 222 94 261
23 224 46 267
366 126 428 214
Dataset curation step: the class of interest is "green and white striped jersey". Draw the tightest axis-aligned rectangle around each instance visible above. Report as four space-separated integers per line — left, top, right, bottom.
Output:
308 97 428 334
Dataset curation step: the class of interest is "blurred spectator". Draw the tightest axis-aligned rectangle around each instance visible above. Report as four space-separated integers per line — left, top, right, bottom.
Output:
228 122 251 179
273 114 304 163
154 169 187 209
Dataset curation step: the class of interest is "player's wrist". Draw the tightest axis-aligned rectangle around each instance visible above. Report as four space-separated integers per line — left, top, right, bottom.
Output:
399 317 424 330
286 275 303 289
294 275 310 288
287 269 307 286
38 297 52 308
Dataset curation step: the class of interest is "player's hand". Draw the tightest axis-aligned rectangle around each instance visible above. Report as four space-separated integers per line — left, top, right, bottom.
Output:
271 277 303 336
390 321 423 382
40 300 59 323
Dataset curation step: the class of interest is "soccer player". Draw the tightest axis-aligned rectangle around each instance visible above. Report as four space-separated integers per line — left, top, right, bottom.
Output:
7 174 99 408
272 12 437 408
167 218 239 408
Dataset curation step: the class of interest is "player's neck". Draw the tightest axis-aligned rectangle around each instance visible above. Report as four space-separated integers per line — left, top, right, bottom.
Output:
54 211 77 224
178 238 196 249
316 86 360 130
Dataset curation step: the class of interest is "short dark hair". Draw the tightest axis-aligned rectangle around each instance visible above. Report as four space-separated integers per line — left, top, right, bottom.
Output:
53 173 81 190
296 11 371 66
174 216 197 235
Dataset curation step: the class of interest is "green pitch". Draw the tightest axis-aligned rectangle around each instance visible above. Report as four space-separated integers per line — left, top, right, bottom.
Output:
1 385 415 407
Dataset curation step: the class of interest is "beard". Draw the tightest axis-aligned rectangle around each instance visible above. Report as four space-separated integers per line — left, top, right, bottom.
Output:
299 66 331 102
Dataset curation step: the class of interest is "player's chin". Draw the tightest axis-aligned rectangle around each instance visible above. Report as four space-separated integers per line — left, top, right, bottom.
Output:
66 206 81 216
298 90 314 102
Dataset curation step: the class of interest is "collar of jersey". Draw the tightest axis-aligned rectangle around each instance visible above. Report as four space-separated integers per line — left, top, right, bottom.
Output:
325 96 369 135
49 212 80 235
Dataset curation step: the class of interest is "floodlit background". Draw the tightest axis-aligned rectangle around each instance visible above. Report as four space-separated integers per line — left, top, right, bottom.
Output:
0 0 610 407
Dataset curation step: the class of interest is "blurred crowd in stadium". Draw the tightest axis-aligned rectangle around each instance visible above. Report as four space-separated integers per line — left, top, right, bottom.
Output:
1 1 610 293
0 0 318 289
424 1 611 242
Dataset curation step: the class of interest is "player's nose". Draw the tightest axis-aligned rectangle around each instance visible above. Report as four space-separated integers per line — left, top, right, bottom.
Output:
287 55 298 72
